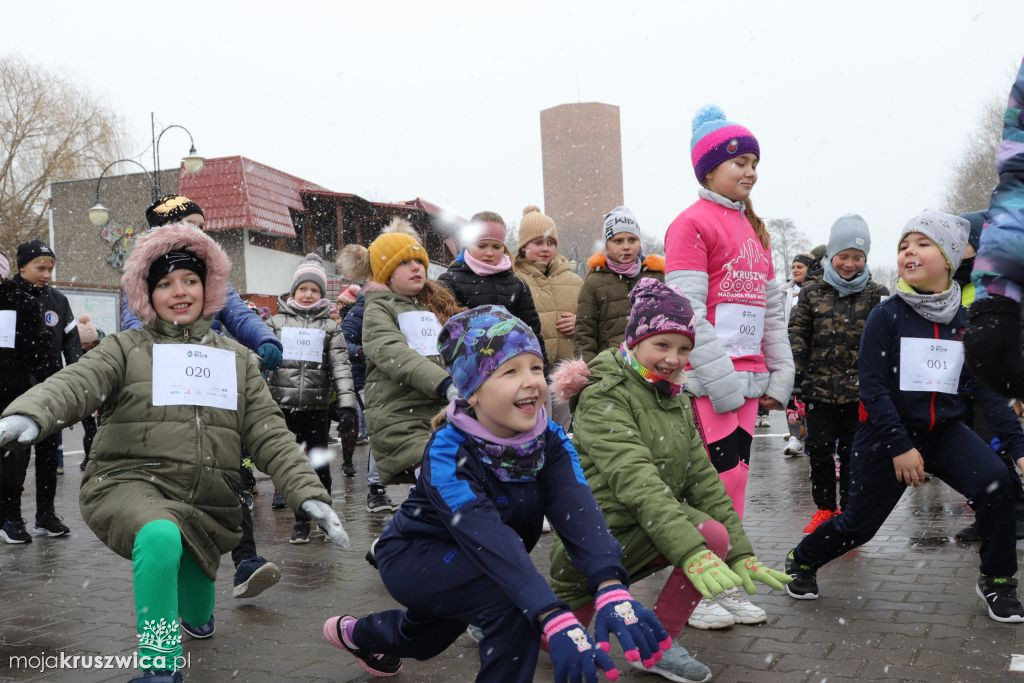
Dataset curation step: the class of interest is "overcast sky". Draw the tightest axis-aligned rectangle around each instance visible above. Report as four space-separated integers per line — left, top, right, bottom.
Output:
4 1 1023 268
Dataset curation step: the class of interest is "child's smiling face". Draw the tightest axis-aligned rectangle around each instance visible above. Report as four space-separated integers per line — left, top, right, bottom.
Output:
898 232 950 293
151 269 204 326
470 353 547 437
633 332 693 380
704 153 758 202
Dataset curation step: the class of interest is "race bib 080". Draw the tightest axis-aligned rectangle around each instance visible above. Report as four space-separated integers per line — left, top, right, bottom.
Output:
152 344 238 411
898 337 964 395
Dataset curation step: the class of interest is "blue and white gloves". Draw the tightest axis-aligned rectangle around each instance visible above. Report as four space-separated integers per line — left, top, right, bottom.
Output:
592 584 671 668
300 500 350 549
542 611 619 682
0 415 40 446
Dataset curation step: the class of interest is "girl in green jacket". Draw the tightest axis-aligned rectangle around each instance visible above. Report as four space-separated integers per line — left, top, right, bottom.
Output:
0 223 349 683
550 277 790 683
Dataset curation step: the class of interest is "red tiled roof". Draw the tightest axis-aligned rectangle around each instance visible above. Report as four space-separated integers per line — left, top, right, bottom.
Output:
176 156 329 237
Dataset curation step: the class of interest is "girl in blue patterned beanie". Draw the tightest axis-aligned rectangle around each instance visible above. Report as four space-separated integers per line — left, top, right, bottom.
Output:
321 304 672 682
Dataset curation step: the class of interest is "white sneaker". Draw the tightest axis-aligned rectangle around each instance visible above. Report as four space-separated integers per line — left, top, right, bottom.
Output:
541 517 552 533
686 598 734 629
715 588 767 624
756 414 770 428
784 436 803 456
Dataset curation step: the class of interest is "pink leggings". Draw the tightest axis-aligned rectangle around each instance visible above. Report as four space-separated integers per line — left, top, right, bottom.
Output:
572 519 731 639
692 396 758 519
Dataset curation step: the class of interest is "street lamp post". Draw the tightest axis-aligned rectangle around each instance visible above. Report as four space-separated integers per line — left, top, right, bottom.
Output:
88 114 204 227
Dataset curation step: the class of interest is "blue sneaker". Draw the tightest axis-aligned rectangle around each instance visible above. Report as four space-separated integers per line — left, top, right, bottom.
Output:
180 615 215 639
233 556 281 599
631 641 711 682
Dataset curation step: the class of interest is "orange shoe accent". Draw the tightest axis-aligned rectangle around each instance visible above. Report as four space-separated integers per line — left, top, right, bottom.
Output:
802 509 835 534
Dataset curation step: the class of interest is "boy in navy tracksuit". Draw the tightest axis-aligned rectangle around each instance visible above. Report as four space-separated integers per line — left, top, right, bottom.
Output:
322 305 671 682
786 210 1024 623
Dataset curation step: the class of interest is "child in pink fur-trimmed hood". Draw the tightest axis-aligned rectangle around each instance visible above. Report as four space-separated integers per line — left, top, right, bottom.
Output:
0 222 349 683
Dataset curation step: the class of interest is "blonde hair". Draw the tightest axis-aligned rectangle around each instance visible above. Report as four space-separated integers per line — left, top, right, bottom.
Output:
744 198 771 251
430 407 449 431
417 280 463 325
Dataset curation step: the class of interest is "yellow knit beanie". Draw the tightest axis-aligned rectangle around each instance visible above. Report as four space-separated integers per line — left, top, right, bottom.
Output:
368 232 430 285
517 205 558 252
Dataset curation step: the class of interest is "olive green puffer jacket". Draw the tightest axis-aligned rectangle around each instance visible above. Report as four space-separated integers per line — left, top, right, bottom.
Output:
574 253 665 363
548 348 753 606
1 316 331 580
362 285 450 484
266 296 356 411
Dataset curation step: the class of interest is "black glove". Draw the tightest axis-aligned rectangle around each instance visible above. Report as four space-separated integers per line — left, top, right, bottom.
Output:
966 295 1024 398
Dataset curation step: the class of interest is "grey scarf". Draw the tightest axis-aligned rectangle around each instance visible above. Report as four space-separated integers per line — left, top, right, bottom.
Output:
894 279 962 324
822 259 870 298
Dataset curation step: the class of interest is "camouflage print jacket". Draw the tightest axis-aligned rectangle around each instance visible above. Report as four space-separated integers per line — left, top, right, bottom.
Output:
788 278 885 404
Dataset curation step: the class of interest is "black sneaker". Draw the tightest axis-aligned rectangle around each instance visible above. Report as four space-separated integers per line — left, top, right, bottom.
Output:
785 550 819 600
342 459 357 477
955 521 981 543
233 556 281 599
0 518 32 544
976 575 1024 623
180 615 215 639
35 512 70 538
271 491 287 509
366 486 399 513
290 521 311 544
323 615 402 676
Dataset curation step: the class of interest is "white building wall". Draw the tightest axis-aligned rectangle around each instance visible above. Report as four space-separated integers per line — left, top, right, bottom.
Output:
244 234 304 296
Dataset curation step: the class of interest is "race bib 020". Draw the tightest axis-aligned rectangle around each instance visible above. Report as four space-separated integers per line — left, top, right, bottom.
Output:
714 303 765 358
397 310 442 356
152 344 238 411
898 337 964 395
281 327 326 363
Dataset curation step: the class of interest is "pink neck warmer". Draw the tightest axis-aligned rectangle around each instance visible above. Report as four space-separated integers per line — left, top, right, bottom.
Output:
287 297 330 311
464 250 512 276
607 255 641 278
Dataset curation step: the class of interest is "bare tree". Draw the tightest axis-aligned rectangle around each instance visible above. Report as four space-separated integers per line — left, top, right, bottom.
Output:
640 232 664 257
870 264 899 294
767 217 810 280
943 95 1003 215
0 56 125 253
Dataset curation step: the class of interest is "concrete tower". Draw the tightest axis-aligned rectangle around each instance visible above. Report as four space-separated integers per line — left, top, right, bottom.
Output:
540 103 624 266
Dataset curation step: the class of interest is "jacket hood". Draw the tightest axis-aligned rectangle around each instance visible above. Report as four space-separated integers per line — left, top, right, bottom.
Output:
275 294 331 318
121 221 231 325
550 358 592 403
586 252 665 274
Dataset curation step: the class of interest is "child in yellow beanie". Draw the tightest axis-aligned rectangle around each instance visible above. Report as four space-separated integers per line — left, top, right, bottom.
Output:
360 218 462 483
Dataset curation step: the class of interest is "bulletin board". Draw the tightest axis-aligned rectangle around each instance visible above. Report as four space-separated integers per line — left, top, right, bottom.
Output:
64 289 121 335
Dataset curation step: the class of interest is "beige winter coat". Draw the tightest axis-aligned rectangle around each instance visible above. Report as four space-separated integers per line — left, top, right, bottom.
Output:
514 255 583 366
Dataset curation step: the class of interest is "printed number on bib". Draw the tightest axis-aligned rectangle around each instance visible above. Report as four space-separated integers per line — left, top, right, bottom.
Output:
281 327 326 363
899 337 964 395
714 303 765 357
0 310 15 349
397 311 442 356
152 344 238 410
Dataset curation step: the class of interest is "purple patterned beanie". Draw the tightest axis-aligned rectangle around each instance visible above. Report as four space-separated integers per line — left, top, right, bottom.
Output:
625 278 696 348
437 305 544 399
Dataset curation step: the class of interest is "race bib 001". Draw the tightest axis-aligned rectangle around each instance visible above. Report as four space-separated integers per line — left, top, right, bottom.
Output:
898 337 964 395
152 344 238 411
397 310 442 356
714 303 765 358
281 327 326 363
0 310 15 349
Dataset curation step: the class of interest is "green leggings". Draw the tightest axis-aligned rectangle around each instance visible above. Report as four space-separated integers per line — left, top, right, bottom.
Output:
132 519 215 670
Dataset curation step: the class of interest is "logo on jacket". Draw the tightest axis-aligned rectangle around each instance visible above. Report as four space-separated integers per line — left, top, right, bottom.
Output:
44 310 59 327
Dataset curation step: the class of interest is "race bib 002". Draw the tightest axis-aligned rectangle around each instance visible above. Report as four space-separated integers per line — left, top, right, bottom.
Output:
898 337 964 395
714 303 765 358
281 327 326 363
152 344 238 411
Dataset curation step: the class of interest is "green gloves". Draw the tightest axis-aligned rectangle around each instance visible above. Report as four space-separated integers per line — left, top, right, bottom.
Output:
683 550 741 599
729 556 792 595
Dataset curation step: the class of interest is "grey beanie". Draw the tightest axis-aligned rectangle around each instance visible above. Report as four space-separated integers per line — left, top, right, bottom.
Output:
826 214 871 258
897 209 970 273
603 206 641 241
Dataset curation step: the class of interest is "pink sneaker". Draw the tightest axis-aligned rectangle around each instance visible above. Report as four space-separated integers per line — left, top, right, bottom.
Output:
323 615 402 677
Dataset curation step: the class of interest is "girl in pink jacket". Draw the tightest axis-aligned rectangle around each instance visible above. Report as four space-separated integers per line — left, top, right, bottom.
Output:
663 105 794 630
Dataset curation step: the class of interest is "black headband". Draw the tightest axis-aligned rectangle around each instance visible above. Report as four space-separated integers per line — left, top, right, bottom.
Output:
146 250 207 295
